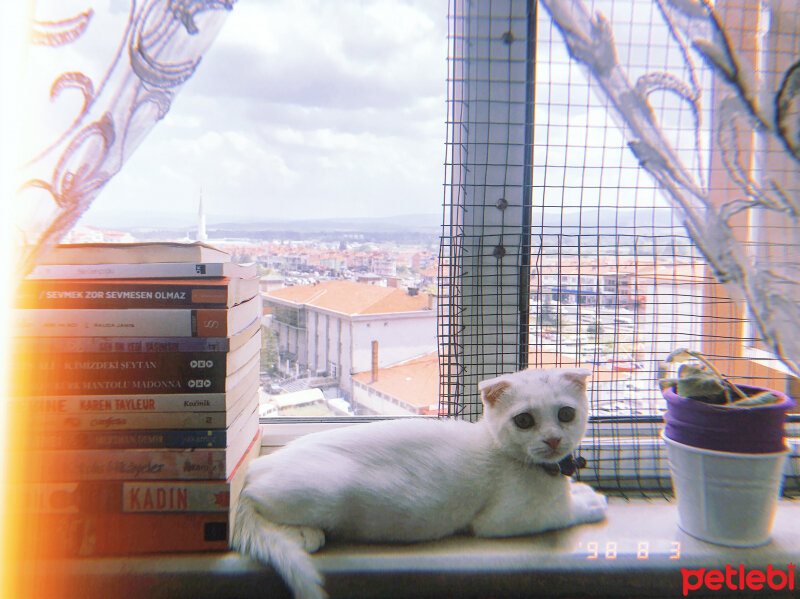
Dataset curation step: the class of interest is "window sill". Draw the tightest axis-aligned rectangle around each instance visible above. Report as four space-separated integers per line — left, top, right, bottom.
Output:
23 499 800 598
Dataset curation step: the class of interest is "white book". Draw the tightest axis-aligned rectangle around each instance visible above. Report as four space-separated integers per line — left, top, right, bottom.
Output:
27 261 258 280
21 394 257 431
13 295 262 338
40 242 231 265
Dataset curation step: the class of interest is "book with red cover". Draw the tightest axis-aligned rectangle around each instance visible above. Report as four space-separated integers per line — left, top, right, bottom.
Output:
16 430 261 514
15 429 262 557
21 512 231 557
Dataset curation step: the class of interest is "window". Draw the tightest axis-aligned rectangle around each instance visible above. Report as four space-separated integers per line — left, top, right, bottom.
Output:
10 0 799 498
15 0 449 421
439 0 799 495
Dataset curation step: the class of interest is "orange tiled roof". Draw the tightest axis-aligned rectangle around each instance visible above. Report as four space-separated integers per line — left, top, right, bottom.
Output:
352 353 439 408
353 351 611 411
265 280 430 315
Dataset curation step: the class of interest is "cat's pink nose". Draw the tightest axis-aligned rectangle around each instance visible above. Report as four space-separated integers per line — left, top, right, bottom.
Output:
544 437 561 450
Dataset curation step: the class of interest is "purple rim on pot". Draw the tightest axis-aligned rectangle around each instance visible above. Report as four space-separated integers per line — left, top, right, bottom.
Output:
662 385 796 454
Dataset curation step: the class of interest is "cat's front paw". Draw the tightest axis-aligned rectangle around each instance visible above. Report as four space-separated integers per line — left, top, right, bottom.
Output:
298 526 326 553
282 525 326 553
571 485 608 525
570 482 596 496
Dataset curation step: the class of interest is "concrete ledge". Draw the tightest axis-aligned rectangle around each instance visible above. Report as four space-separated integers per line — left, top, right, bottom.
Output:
19 500 800 598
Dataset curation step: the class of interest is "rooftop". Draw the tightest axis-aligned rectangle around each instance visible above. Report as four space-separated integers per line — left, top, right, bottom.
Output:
353 351 622 414
352 353 439 410
265 280 431 315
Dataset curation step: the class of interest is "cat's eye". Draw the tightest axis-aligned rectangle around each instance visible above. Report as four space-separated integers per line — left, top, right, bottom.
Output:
513 412 535 429
558 406 576 423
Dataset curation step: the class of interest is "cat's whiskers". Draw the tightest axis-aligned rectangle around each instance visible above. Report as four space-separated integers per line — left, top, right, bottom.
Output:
529 442 571 464
520 452 536 468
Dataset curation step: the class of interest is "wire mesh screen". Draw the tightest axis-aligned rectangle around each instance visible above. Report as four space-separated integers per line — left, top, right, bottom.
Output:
439 0 800 496
438 0 535 421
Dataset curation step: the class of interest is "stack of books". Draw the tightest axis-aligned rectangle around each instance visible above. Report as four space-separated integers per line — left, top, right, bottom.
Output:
11 242 263 557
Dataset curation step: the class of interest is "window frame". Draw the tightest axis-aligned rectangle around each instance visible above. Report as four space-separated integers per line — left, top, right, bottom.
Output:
256 0 800 497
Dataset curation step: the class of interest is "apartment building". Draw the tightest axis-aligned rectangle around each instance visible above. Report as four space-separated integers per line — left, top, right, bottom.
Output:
264 280 436 398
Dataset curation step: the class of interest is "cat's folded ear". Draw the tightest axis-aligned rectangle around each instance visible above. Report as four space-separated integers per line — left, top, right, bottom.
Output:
478 376 512 407
559 368 592 393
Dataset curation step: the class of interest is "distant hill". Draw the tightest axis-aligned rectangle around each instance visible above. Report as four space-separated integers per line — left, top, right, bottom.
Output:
212 213 443 234
535 206 681 233
80 206 683 240
81 209 442 233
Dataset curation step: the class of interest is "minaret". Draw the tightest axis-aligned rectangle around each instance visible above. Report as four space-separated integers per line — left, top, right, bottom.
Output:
197 189 208 242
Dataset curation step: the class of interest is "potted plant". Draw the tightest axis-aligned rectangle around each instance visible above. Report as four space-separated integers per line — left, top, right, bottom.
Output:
658 348 796 547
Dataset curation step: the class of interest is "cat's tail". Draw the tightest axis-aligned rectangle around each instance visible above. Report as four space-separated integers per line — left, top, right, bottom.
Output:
231 495 326 599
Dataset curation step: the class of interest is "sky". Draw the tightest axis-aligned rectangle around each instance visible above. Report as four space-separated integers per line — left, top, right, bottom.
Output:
10 0 688 234
84 0 450 226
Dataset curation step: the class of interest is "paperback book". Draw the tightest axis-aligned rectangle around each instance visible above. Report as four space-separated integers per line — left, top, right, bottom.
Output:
13 329 261 392
14 352 260 396
17 362 260 416
24 428 247 451
13 294 262 338
27 261 258 280
19 429 262 556
17 276 259 309
15 317 261 354
21 409 260 482
39 242 231 265
17 431 261 514
20 403 255 431
24 512 231 557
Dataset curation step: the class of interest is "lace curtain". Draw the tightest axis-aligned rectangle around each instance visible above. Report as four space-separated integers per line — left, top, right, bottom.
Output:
12 0 235 280
540 0 800 377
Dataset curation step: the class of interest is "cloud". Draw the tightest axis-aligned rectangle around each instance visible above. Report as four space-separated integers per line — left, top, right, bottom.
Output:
191 0 445 109
84 0 450 224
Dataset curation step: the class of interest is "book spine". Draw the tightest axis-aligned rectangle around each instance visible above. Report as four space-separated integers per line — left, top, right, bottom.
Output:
11 317 261 354
22 448 231 481
23 410 234 431
12 307 230 338
23 429 231 450
16 480 234 513
21 513 229 557
41 242 229 264
13 352 259 397
16 280 234 309
27 261 256 280
14 370 238 396
14 335 235 353
13 391 241 413
19 419 259 483
14 350 231 381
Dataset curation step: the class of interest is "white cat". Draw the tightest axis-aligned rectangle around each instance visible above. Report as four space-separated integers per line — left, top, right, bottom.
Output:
232 368 607 599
